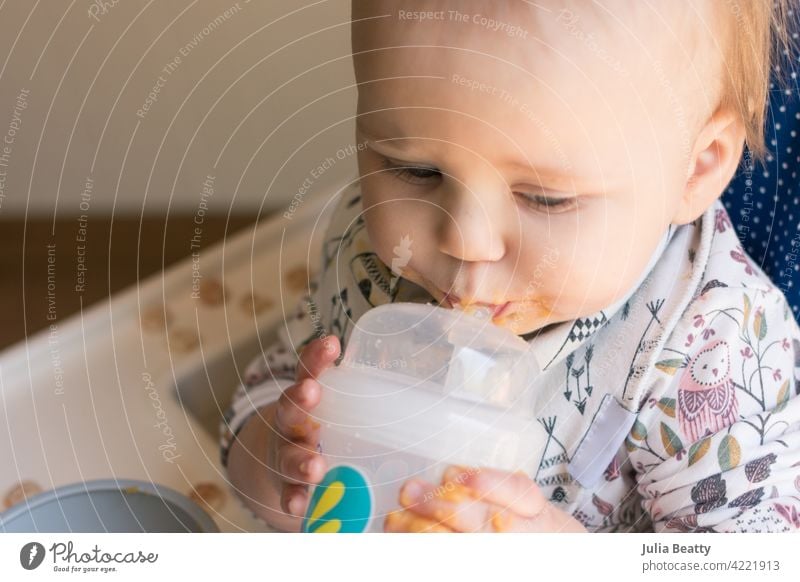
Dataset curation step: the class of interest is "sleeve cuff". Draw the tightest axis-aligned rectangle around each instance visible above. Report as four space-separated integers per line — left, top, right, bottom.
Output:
219 377 295 468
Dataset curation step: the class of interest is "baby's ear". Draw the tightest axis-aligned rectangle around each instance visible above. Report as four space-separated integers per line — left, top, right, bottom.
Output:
673 105 746 226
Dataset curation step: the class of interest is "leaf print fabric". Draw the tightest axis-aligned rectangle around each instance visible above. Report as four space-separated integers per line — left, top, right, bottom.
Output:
633 284 800 532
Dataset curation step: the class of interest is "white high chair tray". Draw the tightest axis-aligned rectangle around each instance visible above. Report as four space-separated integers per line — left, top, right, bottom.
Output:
0 183 339 532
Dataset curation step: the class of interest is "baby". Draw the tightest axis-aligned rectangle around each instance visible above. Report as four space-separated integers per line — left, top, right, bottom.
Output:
221 0 800 532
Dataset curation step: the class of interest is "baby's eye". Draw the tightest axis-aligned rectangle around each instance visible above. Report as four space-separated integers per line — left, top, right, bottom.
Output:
517 191 576 213
380 157 441 185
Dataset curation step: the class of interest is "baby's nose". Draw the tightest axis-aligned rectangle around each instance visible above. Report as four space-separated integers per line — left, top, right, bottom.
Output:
436 196 506 263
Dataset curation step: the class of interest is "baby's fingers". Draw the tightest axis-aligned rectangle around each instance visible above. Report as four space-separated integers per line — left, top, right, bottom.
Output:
274 379 322 441
281 483 309 518
277 445 327 520
277 442 326 485
295 336 341 383
442 466 545 519
397 477 557 533
397 478 489 532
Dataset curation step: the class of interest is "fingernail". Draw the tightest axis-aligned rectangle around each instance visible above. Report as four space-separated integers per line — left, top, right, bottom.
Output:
443 465 473 484
288 494 305 517
399 480 424 506
490 509 512 533
300 456 321 478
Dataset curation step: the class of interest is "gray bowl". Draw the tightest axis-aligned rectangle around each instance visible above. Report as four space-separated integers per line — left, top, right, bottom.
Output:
0 479 218 533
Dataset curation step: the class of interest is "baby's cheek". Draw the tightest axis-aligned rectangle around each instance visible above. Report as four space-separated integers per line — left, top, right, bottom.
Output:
392 263 428 289
560 267 629 316
591 271 639 310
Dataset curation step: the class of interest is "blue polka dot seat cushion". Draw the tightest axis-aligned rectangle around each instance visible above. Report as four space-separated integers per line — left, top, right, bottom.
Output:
723 73 800 322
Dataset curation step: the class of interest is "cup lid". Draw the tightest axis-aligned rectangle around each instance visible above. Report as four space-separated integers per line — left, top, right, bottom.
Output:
339 302 540 412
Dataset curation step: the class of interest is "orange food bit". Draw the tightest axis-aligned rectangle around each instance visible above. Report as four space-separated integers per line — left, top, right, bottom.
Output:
3 480 43 509
238 291 274 315
490 510 513 532
437 482 478 503
288 423 308 439
189 482 226 512
443 464 478 482
384 509 450 533
197 278 226 306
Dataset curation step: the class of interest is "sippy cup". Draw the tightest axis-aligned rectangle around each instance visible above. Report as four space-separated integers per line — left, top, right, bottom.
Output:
302 302 541 533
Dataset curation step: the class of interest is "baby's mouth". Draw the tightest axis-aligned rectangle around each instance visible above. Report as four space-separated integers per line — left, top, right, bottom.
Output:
402 267 514 321
441 291 512 320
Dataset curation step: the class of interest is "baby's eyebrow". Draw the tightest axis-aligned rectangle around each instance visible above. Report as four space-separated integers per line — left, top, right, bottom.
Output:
356 125 418 151
355 120 395 140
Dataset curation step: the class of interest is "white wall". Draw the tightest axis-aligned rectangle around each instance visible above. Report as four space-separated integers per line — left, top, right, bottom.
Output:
0 0 356 217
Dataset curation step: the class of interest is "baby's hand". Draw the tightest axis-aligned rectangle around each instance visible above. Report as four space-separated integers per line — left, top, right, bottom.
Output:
269 336 339 520
384 465 588 533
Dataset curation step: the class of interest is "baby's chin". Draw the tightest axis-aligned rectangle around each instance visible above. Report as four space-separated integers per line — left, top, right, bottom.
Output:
490 300 556 335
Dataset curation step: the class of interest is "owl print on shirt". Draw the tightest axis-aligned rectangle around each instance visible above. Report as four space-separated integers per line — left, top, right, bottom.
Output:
677 339 739 443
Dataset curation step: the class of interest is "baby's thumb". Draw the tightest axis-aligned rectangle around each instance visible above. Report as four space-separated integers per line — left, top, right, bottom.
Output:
295 335 341 383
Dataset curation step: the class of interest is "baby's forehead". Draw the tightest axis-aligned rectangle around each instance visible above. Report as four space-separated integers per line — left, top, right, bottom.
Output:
353 1 719 85
353 1 722 140
352 1 728 182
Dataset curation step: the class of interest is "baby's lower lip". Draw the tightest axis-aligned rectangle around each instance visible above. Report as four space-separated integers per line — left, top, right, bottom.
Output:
492 302 511 318
439 291 456 307
443 292 511 318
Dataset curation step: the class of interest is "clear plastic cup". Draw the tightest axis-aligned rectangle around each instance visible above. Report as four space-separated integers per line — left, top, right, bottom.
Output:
302 302 541 533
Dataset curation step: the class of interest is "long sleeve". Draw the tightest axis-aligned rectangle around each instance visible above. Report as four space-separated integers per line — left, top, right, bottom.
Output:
217 178 369 469
629 284 800 532
218 278 323 469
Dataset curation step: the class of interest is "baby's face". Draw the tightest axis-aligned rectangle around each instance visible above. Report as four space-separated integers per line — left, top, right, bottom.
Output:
352 1 729 335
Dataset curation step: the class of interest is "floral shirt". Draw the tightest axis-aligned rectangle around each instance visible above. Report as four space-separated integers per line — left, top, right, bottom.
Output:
220 178 800 532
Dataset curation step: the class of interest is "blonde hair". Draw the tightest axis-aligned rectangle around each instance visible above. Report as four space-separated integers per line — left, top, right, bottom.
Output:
723 0 798 162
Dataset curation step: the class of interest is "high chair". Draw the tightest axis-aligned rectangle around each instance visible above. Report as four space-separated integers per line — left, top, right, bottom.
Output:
0 178 339 532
